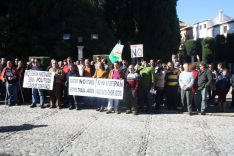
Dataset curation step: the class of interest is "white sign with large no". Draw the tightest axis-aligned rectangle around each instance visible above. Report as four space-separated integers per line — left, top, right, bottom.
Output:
130 44 143 58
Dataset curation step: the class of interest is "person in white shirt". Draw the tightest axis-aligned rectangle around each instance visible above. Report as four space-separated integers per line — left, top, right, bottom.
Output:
179 63 194 115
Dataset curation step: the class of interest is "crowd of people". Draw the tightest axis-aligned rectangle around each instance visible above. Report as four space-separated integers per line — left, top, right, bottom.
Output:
0 56 234 115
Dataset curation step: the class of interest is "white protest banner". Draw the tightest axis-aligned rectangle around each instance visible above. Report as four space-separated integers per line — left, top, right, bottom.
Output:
68 77 124 100
130 44 143 58
69 77 95 96
23 70 55 90
95 78 124 99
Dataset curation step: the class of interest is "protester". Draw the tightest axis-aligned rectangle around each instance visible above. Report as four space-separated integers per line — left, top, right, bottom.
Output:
207 64 217 103
106 61 125 114
95 56 102 70
216 68 230 112
197 62 212 115
125 65 139 115
65 64 80 110
93 62 107 112
189 64 199 111
30 59 45 108
1 61 19 106
179 63 194 115
231 73 234 109
102 58 110 75
62 57 75 107
165 62 180 111
77 59 85 77
137 60 155 113
154 61 166 113
0 58 7 99
49 60 64 109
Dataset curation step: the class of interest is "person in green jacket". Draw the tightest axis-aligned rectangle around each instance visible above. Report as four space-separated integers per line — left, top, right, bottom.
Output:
136 60 155 113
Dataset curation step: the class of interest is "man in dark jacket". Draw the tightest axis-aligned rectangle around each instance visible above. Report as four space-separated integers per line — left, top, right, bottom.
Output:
197 62 212 115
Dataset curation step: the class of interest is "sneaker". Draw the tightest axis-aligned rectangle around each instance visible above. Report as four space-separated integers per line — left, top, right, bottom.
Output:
96 108 100 111
189 112 193 116
58 106 63 109
116 110 121 114
133 111 138 115
30 104 36 108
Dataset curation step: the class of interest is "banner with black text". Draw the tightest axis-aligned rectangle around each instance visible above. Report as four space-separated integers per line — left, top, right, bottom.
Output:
69 77 124 100
23 70 55 90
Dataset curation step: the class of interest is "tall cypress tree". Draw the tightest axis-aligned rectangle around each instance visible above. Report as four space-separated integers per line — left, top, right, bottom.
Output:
103 0 181 60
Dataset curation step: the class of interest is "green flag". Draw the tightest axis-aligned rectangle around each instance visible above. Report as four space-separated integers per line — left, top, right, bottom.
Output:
109 42 124 64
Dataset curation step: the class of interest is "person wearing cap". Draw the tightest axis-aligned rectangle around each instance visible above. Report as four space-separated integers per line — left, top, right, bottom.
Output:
197 62 212 115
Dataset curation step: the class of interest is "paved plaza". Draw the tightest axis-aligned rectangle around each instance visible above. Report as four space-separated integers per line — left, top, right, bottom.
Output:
0 105 234 156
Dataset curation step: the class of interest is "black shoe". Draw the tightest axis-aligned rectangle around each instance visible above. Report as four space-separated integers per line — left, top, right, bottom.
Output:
69 106 74 110
106 110 112 114
201 112 206 115
30 104 36 108
41 105 46 109
189 112 193 116
76 106 80 110
58 106 63 109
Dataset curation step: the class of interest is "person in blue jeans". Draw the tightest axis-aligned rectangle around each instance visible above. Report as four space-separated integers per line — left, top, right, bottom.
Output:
1 61 19 106
197 62 212 115
30 59 45 108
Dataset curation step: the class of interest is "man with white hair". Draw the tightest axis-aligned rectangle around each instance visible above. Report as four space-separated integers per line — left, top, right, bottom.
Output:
179 63 194 115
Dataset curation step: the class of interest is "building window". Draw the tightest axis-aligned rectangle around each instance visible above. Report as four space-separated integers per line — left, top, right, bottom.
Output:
223 26 227 33
204 24 206 29
199 25 202 30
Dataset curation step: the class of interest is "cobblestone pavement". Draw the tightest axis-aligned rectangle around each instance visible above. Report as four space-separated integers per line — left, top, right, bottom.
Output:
0 105 234 156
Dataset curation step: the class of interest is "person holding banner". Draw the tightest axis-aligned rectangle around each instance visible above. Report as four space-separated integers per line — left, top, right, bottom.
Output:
1 61 19 106
30 59 45 108
65 64 80 110
106 61 125 114
93 62 107 112
49 60 65 109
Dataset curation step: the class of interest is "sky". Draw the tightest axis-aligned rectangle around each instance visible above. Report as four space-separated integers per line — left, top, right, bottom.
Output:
177 0 234 24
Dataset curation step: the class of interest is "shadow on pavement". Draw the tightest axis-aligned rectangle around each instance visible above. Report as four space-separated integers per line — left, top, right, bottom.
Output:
0 124 48 133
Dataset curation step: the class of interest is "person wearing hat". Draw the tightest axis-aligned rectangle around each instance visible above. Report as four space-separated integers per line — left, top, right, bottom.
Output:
197 62 212 115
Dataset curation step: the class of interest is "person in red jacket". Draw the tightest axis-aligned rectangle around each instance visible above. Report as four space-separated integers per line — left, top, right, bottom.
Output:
1 61 19 106
125 65 140 115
